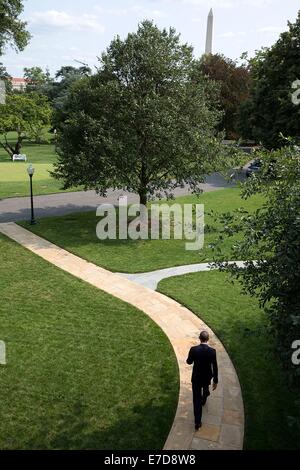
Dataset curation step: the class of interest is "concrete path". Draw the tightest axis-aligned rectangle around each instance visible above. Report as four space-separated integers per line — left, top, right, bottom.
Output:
118 261 248 291
0 173 236 223
0 222 244 451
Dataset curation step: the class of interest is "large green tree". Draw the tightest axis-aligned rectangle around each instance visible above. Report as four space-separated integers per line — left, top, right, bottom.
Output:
0 0 30 55
238 12 300 148
50 66 92 129
212 146 300 389
53 21 238 205
198 53 251 140
0 92 52 157
23 66 51 92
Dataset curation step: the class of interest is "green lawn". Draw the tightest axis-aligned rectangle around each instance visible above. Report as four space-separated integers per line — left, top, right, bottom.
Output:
158 271 300 450
21 188 264 273
0 132 81 198
0 233 178 450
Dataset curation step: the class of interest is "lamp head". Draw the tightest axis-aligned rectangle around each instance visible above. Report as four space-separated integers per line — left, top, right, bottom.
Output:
27 164 35 177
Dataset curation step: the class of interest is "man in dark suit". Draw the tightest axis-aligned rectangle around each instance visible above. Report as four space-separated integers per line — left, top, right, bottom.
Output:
186 331 218 430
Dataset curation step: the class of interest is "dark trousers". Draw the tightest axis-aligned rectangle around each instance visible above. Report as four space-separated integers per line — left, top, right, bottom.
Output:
192 382 210 425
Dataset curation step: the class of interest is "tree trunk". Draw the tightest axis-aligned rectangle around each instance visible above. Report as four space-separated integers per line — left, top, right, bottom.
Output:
14 141 22 155
139 190 147 207
139 136 148 206
0 136 14 160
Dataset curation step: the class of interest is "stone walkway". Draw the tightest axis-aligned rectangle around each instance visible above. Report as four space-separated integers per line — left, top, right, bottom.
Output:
0 222 244 451
118 261 248 291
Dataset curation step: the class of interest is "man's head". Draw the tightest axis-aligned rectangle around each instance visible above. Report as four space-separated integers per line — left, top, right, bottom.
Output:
199 331 209 343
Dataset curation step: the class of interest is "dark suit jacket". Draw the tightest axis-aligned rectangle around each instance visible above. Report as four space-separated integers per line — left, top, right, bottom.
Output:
187 344 218 385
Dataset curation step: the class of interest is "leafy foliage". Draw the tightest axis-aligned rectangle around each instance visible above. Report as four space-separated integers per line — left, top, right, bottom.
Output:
212 146 300 391
50 66 92 129
0 0 31 55
238 12 300 148
53 21 241 204
198 53 251 139
23 66 52 92
0 92 52 156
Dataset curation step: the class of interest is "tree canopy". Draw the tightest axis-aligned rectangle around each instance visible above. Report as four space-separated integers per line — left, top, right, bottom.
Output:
0 0 30 55
212 145 300 391
0 92 52 157
23 66 51 92
53 21 238 204
50 66 92 129
238 11 300 148
198 53 251 140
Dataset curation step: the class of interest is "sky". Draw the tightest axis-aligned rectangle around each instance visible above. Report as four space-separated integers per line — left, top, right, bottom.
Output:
2 0 300 77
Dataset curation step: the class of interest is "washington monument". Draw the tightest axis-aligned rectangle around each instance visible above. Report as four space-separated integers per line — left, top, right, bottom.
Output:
205 8 213 54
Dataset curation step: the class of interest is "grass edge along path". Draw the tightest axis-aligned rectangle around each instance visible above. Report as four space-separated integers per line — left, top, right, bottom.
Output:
0 232 179 450
0 223 245 451
19 188 264 274
158 270 300 451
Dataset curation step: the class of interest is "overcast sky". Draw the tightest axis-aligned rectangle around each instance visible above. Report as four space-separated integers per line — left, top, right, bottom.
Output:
2 0 300 77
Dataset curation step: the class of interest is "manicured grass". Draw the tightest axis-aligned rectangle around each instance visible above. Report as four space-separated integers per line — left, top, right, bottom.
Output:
0 131 57 163
0 234 178 450
0 132 81 198
21 188 264 273
0 162 69 199
158 271 300 450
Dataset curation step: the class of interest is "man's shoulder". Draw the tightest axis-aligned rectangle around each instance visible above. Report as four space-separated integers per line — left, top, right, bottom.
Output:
193 344 215 351
207 345 217 355
201 345 217 355
191 344 217 355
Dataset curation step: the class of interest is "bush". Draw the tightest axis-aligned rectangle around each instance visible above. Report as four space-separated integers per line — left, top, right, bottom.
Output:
212 145 300 389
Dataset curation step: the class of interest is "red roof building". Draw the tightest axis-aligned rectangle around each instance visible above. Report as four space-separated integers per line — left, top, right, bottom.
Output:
11 78 29 91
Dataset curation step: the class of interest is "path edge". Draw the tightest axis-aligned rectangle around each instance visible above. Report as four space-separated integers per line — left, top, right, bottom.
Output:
0 223 245 451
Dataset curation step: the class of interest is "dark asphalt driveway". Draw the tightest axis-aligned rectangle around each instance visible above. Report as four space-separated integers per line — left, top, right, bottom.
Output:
0 173 237 223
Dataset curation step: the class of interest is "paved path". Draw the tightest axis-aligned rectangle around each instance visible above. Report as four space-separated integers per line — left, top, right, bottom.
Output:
119 261 248 291
0 223 244 451
0 173 236 223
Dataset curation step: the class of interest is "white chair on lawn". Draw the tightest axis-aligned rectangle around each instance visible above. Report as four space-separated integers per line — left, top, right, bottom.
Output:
12 154 27 162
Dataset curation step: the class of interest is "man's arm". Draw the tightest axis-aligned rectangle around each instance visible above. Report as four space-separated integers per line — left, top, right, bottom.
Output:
186 347 194 365
212 350 218 387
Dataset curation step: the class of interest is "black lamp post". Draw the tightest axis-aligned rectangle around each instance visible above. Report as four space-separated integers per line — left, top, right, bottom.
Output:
27 164 36 225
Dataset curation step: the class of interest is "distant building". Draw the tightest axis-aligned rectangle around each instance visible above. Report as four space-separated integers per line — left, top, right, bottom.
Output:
10 78 28 91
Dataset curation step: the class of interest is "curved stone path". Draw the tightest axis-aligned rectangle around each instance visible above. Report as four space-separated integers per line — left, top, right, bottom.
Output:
0 222 245 451
118 261 248 291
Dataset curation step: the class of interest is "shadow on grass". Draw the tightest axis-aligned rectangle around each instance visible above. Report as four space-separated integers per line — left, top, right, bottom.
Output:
24 400 173 450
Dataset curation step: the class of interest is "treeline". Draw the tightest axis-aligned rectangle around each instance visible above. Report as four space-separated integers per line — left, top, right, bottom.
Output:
2 11 300 151
0 64 92 158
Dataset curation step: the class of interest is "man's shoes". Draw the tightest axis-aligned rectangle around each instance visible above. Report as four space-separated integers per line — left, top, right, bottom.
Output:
195 423 202 431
